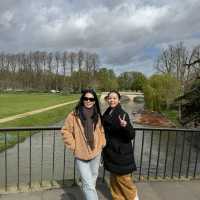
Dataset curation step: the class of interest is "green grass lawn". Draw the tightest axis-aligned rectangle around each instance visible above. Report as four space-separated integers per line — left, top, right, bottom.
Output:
0 93 79 118
0 102 76 128
0 102 77 152
0 92 80 152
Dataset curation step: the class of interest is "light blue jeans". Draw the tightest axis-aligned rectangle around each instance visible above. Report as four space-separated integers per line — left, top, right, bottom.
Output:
75 153 101 200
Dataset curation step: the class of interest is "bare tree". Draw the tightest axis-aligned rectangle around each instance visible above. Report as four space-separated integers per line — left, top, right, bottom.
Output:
69 52 76 75
78 50 84 71
0 52 5 72
47 52 53 73
41 51 47 73
17 53 24 72
155 42 188 84
54 51 61 90
85 52 93 73
33 51 41 73
62 51 68 76
45 52 54 90
55 51 60 75
91 53 99 74
185 45 200 80
10 54 17 73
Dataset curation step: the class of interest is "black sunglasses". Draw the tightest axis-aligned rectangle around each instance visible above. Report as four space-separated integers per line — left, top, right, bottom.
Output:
83 97 95 102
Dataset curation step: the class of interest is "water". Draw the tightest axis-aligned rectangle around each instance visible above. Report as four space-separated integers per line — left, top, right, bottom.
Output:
0 98 199 188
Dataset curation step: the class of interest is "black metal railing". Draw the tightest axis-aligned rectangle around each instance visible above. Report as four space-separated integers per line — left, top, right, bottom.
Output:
0 127 71 192
133 127 200 181
0 126 199 192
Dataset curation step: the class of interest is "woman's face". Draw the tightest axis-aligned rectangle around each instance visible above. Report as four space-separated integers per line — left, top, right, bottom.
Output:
83 92 95 109
108 92 120 108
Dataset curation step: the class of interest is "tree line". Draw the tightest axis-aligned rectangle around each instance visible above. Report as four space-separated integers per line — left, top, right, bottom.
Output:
0 50 99 91
0 42 199 126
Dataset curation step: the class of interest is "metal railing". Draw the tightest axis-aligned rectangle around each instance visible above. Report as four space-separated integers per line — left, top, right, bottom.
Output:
133 127 200 181
0 126 200 192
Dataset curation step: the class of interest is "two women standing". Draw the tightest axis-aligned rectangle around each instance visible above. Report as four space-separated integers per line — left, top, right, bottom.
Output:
61 89 138 200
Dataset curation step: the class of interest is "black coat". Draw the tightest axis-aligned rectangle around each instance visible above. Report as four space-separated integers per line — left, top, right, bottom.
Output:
102 104 137 175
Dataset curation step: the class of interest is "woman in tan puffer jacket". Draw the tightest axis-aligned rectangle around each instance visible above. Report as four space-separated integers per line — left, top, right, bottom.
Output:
61 89 106 200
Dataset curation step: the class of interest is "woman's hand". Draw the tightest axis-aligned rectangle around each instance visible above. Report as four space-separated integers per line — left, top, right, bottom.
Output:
118 114 127 127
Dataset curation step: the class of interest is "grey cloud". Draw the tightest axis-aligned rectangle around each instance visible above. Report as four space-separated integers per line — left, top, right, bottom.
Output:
0 0 200 75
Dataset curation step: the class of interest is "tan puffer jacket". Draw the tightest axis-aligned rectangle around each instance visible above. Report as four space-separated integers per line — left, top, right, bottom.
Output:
61 111 106 160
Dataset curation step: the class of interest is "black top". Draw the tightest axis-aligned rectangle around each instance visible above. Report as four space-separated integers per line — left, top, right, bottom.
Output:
102 104 137 174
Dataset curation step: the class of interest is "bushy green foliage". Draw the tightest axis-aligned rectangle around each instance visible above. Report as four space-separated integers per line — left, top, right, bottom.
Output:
70 70 92 91
96 68 118 91
118 71 147 91
143 74 181 111
143 84 155 110
131 73 147 91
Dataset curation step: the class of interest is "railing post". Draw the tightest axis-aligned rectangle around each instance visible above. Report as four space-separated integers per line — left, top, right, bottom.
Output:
171 131 178 179
147 130 153 180
193 132 199 178
51 130 56 185
40 130 44 186
4 132 7 192
179 131 186 179
139 130 144 181
186 132 194 178
163 131 170 179
17 132 20 190
29 131 32 189
155 131 162 179
63 145 67 186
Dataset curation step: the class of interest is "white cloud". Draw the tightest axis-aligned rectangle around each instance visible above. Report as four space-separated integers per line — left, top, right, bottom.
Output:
0 0 200 75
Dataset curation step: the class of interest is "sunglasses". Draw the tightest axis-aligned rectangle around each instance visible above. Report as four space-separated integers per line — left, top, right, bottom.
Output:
83 97 95 102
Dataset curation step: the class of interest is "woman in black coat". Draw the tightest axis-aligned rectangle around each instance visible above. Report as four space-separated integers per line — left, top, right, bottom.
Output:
103 90 139 200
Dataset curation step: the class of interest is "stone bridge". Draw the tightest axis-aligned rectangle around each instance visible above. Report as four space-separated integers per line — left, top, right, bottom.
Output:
100 91 144 101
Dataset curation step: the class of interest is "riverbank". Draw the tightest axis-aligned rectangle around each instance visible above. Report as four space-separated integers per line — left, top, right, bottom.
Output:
133 110 177 127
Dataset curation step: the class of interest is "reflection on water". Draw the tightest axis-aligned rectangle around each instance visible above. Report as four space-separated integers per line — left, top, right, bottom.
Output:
0 98 199 188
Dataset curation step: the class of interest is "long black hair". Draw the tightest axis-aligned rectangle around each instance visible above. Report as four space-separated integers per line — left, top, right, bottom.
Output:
74 88 102 127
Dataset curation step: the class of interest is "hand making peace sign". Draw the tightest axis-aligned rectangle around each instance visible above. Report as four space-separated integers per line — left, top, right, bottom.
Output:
118 114 127 127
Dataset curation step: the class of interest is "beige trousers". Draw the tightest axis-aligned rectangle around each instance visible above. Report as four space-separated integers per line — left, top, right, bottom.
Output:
110 173 138 200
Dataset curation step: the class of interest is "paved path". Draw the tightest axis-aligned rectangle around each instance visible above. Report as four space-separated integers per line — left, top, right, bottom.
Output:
1 180 200 200
0 100 78 123
137 180 200 200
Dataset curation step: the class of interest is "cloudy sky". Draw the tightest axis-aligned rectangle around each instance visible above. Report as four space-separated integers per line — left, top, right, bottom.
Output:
0 0 200 76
